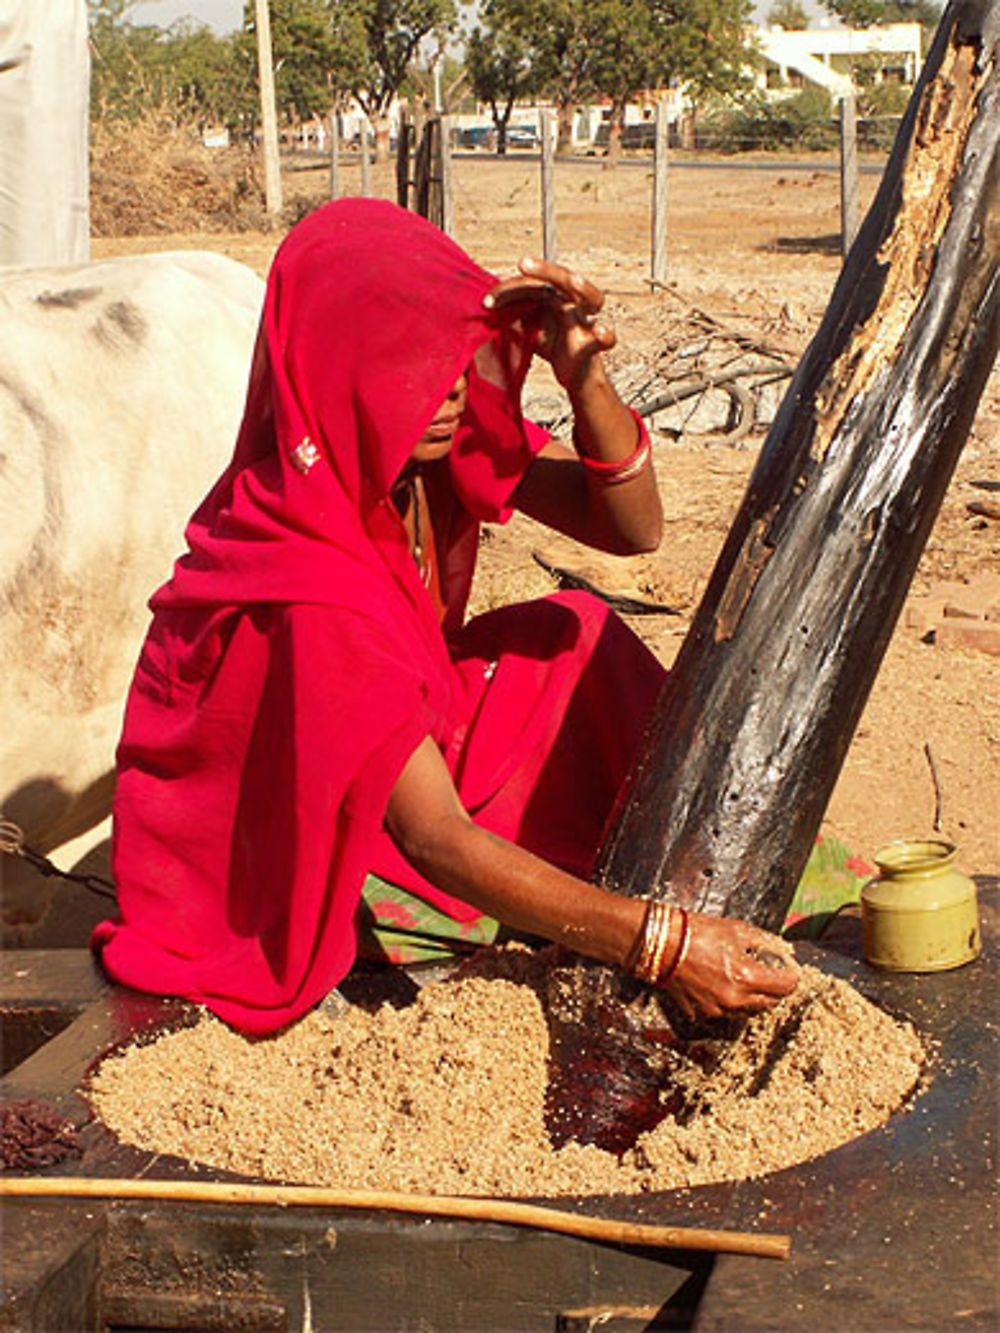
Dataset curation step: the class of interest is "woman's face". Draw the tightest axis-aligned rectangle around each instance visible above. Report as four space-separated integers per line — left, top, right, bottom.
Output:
410 370 469 463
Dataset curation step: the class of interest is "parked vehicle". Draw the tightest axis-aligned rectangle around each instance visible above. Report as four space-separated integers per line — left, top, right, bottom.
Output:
593 122 657 149
457 125 495 149
506 125 539 148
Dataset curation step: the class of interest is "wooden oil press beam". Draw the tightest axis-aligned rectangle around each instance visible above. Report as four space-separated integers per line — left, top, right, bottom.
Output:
596 0 1000 930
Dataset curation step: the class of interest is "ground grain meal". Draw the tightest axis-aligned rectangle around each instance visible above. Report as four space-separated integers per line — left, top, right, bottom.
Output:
89 948 926 1197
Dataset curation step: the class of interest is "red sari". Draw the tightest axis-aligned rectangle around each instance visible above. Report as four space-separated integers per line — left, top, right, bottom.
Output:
93 200 665 1033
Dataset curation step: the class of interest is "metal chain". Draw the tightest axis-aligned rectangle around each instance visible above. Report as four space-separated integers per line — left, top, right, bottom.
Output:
0 817 117 902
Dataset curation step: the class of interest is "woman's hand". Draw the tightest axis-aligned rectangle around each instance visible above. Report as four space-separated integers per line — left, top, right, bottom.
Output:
661 914 801 1021
484 257 614 392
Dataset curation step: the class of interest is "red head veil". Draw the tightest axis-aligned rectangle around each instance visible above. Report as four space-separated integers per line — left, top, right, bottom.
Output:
94 200 541 1032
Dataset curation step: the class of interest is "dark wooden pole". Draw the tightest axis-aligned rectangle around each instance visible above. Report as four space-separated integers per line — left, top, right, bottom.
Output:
547 0 998 1156
396 111 412 209
329 111 341 201
437 115 454 236
596 0 999 933
413 118 433 221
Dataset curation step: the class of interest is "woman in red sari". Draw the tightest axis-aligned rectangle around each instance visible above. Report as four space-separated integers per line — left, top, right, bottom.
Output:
93 200 798 1034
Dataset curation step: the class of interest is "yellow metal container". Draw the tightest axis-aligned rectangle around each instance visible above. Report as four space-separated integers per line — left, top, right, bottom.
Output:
861 839 980 973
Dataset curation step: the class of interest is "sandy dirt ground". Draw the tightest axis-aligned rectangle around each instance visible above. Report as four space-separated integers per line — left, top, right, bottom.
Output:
92 153 1000 878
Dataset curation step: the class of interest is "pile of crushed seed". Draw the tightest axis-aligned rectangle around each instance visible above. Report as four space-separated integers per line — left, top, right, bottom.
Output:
88 949 925 1197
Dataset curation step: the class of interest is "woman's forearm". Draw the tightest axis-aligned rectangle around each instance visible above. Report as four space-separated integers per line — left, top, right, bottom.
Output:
389 806 646 969
568 361 662 553
384 737 800 1015
486 258 662 555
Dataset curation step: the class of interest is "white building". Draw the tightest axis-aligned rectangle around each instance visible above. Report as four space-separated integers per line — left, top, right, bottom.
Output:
756 22 923 98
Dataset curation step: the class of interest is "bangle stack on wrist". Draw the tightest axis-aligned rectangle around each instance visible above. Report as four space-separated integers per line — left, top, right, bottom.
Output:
631 898 690 989
578 407 652 486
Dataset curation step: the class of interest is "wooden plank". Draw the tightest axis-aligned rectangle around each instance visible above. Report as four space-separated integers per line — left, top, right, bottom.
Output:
0 1202 102 1333
0 950 107 1077
1 913 997 1333
0 949 106 1007
99 1203 695 1333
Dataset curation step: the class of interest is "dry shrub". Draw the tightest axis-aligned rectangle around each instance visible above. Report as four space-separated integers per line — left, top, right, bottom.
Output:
90 106 270 236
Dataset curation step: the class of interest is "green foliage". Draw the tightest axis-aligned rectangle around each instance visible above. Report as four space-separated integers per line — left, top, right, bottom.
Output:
466 24 541 147
856 77 909 149
484 0 596 115
241 0 343 121
586 0 664 118
89 0 770 145
484 0 754 147
858 79 910 117
707 86 838 151
89 0 453 134
402 53 473 115
647 0 756 102
819 0 942 31
766 0 809 27
329 0 457 119
88 1 252 128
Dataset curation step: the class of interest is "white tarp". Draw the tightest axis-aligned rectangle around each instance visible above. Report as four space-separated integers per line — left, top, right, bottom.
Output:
0 0 90 266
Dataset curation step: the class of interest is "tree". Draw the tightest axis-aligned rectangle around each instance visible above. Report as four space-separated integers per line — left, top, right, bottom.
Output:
404 50 471 116
648 0 755 100
159 21 254 129
88 1 248 127
241 0 341 124
328 0 457 156
767 0 810 27
486 0 755 158
88 0 163 116
484 0 602 152
581 0 755 161
820 0 942 29
466 23 541 153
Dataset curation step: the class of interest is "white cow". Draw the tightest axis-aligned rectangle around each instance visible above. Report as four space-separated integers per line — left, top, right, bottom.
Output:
0 249 263 941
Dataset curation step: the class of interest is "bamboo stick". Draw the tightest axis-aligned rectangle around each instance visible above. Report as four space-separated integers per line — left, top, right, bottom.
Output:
0 1176 791 1259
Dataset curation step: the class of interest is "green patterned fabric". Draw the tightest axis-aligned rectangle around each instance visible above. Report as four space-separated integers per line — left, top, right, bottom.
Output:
356 835 875 964
782 836 874 940
357 876 501 965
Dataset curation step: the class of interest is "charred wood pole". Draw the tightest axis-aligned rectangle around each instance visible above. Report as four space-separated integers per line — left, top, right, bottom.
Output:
549 0 999 1152
598 0 999 932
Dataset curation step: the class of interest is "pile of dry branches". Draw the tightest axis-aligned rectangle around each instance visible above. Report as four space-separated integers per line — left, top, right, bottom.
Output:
89 107 268 236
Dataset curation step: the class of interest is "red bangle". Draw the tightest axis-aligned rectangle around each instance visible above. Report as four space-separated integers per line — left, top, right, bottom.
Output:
657 907 689 987
578 407 651 484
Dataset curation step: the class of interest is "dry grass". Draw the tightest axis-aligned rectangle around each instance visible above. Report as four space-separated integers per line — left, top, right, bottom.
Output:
89 108 271 236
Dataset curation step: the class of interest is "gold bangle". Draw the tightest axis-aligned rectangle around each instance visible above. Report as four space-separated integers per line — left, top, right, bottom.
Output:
634 901 661 981
647 903 673 982
658 908 690 987
630 900 656 978
633 901 673 984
